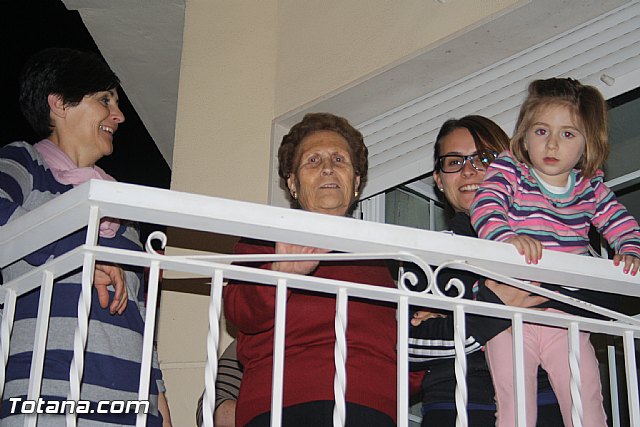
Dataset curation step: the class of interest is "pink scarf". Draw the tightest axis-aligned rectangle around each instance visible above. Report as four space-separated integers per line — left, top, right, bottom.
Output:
34 139 121 238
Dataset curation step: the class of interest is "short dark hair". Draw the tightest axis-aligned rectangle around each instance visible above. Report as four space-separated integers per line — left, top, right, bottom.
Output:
19 47 120 138
433 115 510 170
278 112 368 195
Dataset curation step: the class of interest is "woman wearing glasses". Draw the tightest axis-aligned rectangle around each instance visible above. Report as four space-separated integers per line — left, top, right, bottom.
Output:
408 116 562 426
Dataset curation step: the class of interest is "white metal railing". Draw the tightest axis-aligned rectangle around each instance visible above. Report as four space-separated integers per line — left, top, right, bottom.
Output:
1 180 640 427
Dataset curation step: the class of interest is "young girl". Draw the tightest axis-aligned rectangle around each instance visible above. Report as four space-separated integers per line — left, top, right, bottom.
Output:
470 77 640 427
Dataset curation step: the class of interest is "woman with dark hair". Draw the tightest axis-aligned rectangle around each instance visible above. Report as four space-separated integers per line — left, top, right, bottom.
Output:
0 47 171 426
408 115 562 426
224 112 397 426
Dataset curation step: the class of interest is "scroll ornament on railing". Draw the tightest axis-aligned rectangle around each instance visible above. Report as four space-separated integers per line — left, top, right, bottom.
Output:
396 253 467 299
146 233 467 302
145 231 168 255
145 232 638 325
426 259 640 325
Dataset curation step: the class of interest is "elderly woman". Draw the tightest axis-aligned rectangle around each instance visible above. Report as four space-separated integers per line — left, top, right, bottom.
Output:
0 48 171 426
223 113 397 426
409 115 561 426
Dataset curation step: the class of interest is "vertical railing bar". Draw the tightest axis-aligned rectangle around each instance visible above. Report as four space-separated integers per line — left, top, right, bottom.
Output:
512 314 526 427
65 204 100 427
454 305 468 427
569 322 583 427
202 269 224 427
0 288 17 398
25 270 54 427
608 343 620 427
270 278 288 426
66 253 95 427
84 205 101 246
65 206 100 427
333 288 348 427
623 330 640 425
135 260 162 427
397 296 409 427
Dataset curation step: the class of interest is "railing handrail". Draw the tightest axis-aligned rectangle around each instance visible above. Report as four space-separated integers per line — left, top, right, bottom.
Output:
2 180 639 297
2 243 640 340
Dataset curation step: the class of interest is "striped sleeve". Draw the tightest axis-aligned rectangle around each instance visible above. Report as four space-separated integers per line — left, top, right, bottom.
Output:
214 340 242 409
196 340 242 426
590 175 640 257
470 151 519 242
0 142 78 266
0 142 37 225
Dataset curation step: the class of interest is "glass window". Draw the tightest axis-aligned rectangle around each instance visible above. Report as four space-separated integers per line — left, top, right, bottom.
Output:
384 183 448 231
379 87 640 231
606 87 640 221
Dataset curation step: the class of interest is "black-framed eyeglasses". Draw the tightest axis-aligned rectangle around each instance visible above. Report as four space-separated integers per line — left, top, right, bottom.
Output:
436 151 499 173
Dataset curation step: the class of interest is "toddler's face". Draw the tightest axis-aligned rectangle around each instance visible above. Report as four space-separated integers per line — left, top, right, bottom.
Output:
525 104 586 187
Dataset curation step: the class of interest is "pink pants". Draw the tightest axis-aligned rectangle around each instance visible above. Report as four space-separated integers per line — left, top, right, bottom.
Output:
485 317 607 427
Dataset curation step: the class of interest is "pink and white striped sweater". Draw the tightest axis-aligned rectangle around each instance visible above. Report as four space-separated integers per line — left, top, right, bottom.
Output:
470 151 640 258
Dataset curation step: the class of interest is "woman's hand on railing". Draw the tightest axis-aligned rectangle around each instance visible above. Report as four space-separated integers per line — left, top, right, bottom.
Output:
484 279 548 309
270 242 330 275
612 253 640 276
93 262 128 315
410 310 446 326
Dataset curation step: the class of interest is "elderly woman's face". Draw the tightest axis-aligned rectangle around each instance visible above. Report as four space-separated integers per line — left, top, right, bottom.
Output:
287 130 360 216
433 127 487 215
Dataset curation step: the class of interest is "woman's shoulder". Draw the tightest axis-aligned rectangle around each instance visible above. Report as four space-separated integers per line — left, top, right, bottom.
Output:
0 140 56 180
0 141 40 163
1 141 70 195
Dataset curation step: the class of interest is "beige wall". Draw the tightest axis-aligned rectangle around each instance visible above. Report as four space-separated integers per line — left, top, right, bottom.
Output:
159 1 518 425
159 1 278 423
170 1 278 203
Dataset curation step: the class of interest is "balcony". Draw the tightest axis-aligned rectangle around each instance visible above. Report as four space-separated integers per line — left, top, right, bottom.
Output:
1 180 639 426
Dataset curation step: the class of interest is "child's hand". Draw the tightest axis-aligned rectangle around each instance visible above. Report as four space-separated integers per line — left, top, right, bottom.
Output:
505 235 543 264
613 253 640 276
